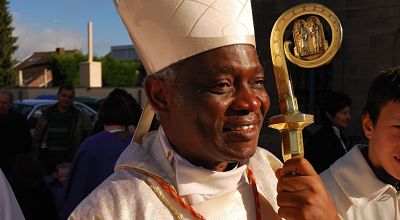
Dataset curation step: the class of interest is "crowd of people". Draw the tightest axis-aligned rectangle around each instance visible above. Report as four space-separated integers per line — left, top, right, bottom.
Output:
1 0 399 219
0 86 142 220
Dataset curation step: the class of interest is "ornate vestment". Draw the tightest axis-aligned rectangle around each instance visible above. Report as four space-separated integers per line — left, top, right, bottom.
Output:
69 130 282 219
0 169 25 220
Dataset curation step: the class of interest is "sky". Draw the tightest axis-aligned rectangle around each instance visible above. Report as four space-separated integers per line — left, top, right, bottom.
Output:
8 0 131 60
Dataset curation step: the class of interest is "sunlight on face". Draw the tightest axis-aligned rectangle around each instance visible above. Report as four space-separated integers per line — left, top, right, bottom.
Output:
367 101 400 179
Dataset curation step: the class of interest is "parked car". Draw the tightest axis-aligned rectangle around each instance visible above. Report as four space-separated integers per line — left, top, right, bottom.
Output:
35 94 103 111
13 99 97 133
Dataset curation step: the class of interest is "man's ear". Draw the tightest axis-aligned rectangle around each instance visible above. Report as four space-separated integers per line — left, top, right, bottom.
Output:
362 113 374 139
144 77 172 113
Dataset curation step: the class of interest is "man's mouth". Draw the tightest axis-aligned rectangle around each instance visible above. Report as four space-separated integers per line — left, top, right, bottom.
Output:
223 124 255 132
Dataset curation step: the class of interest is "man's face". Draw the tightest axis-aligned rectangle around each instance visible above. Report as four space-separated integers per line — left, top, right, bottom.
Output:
57 89 74 110
364 101 400 179
0 93 12 115
329 106 351 128
162 44 270 166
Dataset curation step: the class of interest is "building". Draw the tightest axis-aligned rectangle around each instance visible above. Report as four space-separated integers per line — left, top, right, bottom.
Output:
14 48 80 87
110 45 140 61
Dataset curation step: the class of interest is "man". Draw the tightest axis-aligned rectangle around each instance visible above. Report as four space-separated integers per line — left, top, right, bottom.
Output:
0 90 31 179
62 94 136 219
321 68 400 219
305 91 352 173
33 85 92 175
69 1 338 219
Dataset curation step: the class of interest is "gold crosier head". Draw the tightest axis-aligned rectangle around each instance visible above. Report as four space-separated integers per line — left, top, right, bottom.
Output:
269 3 343 161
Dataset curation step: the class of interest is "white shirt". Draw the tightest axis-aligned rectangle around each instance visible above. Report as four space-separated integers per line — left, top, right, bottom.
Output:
321 145 400 220
331 125 347 153
158 127 248 205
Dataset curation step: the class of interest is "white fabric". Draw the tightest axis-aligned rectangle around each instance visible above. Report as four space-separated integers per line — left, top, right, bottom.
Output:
192 184 257 220
114 0 256 74
69 130 282 219
0 169 25 220
107 129 125 133
158 127 248 204
321 145 400 220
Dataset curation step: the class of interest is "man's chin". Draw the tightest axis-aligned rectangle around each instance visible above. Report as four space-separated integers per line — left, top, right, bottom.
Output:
223 144 257 161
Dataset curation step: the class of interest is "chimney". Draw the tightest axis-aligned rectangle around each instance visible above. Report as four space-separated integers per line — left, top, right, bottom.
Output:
56 47 65 54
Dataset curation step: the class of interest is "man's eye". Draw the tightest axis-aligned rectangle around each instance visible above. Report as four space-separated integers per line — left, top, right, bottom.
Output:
209 81 232 94
216 82 231 88
251 78 265 88
393 125 400 129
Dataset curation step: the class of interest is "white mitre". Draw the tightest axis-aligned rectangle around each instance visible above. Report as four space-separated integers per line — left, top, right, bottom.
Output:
114 0 256 74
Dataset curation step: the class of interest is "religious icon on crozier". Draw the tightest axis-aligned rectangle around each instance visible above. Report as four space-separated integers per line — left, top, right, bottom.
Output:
292 16 328 61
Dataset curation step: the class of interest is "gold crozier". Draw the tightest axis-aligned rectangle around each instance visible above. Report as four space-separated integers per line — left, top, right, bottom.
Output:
269 4 343 161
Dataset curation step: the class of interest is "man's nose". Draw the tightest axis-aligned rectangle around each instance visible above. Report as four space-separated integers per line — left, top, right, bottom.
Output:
231 85 261 112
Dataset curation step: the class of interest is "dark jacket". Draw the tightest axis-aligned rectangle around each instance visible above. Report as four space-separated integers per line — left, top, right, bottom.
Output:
305 124 349 174
0 109 31 178
33 104 92 173
61 130 132 219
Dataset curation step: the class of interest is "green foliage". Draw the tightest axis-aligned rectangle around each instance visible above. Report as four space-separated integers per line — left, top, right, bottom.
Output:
48 52 86 86
100 54 141 86
0 0 18 86
48 53 142 87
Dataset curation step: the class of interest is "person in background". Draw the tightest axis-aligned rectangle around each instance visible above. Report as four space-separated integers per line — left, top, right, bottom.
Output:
321 67 400 219
91 88 142 135
0 168 24 220
10 154 59 220
33 85 93 175
45 162 71 218
0 90 31 179
69 1 339 219
61 94 137 219
305 91 352 173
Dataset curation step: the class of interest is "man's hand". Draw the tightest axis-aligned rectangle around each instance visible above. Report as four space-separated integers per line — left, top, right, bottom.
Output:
275 158 340 220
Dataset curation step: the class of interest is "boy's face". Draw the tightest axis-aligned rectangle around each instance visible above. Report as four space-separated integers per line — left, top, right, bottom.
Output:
57 167 69 185
363 101 400 179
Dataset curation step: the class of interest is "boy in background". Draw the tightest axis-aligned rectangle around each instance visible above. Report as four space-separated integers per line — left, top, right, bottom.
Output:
321 68 400 219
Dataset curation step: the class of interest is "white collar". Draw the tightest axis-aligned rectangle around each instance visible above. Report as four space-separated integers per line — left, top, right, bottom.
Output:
331 125 347 152
107 129 125 133
158 127 248 204
330 144 396 206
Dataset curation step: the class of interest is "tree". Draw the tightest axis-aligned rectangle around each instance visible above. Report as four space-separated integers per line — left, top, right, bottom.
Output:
0 0 18 86
100 54 141 86
48 52 86 86
49 53 141 87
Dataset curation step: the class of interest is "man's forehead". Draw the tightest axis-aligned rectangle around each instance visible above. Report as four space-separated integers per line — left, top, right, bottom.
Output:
59 89 74 95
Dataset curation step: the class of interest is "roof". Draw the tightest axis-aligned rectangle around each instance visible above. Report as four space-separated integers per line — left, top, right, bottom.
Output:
14 48 80 70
